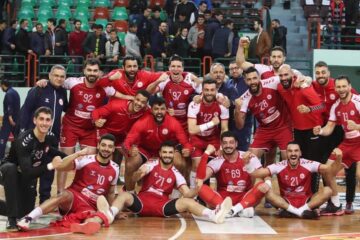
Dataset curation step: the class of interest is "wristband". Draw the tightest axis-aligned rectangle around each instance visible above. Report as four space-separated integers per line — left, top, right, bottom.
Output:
265 179 272 188
47 163 54 171
199 121 215 132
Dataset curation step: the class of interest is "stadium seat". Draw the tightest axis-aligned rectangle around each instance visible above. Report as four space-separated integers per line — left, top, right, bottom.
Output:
93 7 110 20
149 0 165 8
77 0 91 7
38 0 56 8
117 32 126 45
21 0 36 7
114 20 128 32
159 10 167 21
58 0 74 8
95 18 108 28
55 6 72 20
81 20 90 31
17 7 35 20
112 7 128 20
113 0 129 7
37 5 54 20
74 6 90 20
93 0 111 8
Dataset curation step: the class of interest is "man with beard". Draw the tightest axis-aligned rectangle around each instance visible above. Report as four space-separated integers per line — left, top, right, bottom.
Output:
17 134 119 235
313 61 357 214
96 141 232 224
196 131 269 218
314 76 360 216
123 97 192 191
187 79 229 189
278 64 325 194
97 56 165 100
245 141 334 219
234 67 293 162
146 55 202 130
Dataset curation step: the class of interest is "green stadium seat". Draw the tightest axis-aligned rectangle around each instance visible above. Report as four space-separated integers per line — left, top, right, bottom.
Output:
93 0 111 8
55 6 72 20
117 32 126 46
112 7 128 21
21 0 37 7
77 0 91 8
17 7 35 20
37 5 54 20
95 18 108 28
160 10 167 21
58 0 74 8
80 20 90 31
74 6 90 20
38 0 56 8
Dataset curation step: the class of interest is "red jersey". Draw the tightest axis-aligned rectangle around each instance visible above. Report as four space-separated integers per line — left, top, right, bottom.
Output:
208 152 262 200
63 77 115 130
91 99 148 135
240 76 290 129
68 30 87 56
267 159 320 200
97 69 162 96
278 80 324 130
139 160 187 199
329 94 360 143
254 64 276 79
69 154 119 208
158 73 202 126
187 101 229 142
123 112 191 154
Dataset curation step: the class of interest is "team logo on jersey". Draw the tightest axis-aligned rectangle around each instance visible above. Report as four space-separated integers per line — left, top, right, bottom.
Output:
108 176 113 182
284 175 289 180
78 91 83 96
137 82 143 88
86 105 95 111
97 188 105 194
96 93 101 98
90 170 96 176
166 178 172 184
162 128 169 135
45 98 50 103
77 103 84 110
184 90 189 95
329 94 336 100
267 94 272 100
300 173 305 179
350 110 355 116
32 161 41 167
59 99 63 106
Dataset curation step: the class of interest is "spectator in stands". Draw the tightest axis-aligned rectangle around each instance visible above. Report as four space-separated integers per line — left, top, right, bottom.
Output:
15 19 33 56
343 0 359 47
171 27 190 57
211 19 234 59
104 23 113 41
193 0 212 9
68 20 87 57
151 22 168 58
203 9 212 22
129 0 148 23
271 19 287 53
1 20 16 55
30 23 46 57
54 19 68 56
253 19 271 60
174 0 198 25
327 0 346 48
137 7 152 57
203 10 223 58
104 29 121 72
171 11 191 36
125 22 141 59
0 20 5 52
44 18 56 61
83 24 106 61
150 6 162 34
188 14 206 59
194 1 208 20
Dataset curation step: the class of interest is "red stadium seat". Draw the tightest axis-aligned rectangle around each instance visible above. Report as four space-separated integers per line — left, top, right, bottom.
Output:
113 0 129 7
93 7 110 20
114 20 128 32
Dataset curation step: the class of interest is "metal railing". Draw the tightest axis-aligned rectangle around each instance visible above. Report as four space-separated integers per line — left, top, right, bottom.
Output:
0 55 27 86
320 25 360 50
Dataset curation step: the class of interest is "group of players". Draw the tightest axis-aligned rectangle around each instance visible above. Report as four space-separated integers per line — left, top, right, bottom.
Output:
1 37 359 235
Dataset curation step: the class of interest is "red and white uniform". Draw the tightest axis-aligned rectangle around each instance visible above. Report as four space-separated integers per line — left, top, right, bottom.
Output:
97 69 162 96
188 101 229 157
60 77 115 148
124 113 192 160
208 152 262 203
157 73 202 129
137 160 187 217
91 99 148 147
267 159 320 207
240 76 293 150
254 64 276 80
66 155 119 213
328 94 360 168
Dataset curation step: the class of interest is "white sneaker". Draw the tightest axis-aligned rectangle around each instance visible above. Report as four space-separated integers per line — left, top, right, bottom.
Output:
97 195 114 225
17 216 32 231
238 207 255 218
212 197 232 224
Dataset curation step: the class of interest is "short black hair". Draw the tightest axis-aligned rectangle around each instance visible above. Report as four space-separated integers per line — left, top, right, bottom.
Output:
160 140 176 149
335 75 351 84
199 0 207 6
221 131 237 141
150 96 166 107
272 19 280 25
74 19 82 25
35 23 43 28
47 18 56 25
270 46 286 57
224 19 234 26
136 90 151 100
84 58 101 68
19 19 28 25
197 14 205 19
10 20 17 26
243 66 259 77
169 54 184 65
100 133 116 144
58 19 66 26
1 79 10 87
202 79 217 87
254 18 263 27
152 6 161 12
287 141 301 149
34 107 53 119
315 61 328 68
123 56 140 67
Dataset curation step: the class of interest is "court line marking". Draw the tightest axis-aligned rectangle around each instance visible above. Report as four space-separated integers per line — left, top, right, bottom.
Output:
168 214 186 240
0 232 72 240
293 232 360 240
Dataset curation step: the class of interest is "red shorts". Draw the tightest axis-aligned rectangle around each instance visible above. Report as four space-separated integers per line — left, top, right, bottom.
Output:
251 126 293 151
284 194 310 208
61 188 96 215
60 123 98 148
137 192 172 217
190 135 220 158
329 140 360 168
219 191 246 205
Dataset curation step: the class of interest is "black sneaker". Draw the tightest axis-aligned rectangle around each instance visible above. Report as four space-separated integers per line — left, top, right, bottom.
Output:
278 209 297 218
302 209 320 219
320 202 344 216
6 217 18 232
345 202 355 214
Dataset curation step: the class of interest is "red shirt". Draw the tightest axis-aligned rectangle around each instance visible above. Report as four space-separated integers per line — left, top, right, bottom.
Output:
69 155 119 208
91 99 148 135
97 69 162 96
278 79 324 130
124 112 191 154
68 30 87 56
254 64 276 79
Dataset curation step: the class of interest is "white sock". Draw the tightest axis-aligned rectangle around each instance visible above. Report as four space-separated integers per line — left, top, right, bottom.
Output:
287 205 302 216
189 171 196 189
202 208 214 219
298 204 310 215
110 206 119 216
331 195 340 207
231 203 244 215
28 207 43 220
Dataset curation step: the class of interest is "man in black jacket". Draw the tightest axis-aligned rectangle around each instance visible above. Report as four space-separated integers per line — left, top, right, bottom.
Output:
82 24 106 62
271 19 287 53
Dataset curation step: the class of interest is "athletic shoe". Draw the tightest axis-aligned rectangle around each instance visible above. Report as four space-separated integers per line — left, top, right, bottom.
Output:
17 216 32 231
70 222 101 235
278 209 297 218
345 202 354 214
97 195 114 224
6 217 19 232
212 197 232 224
320 202 344 216
302 209 320 219
238 207 255 218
